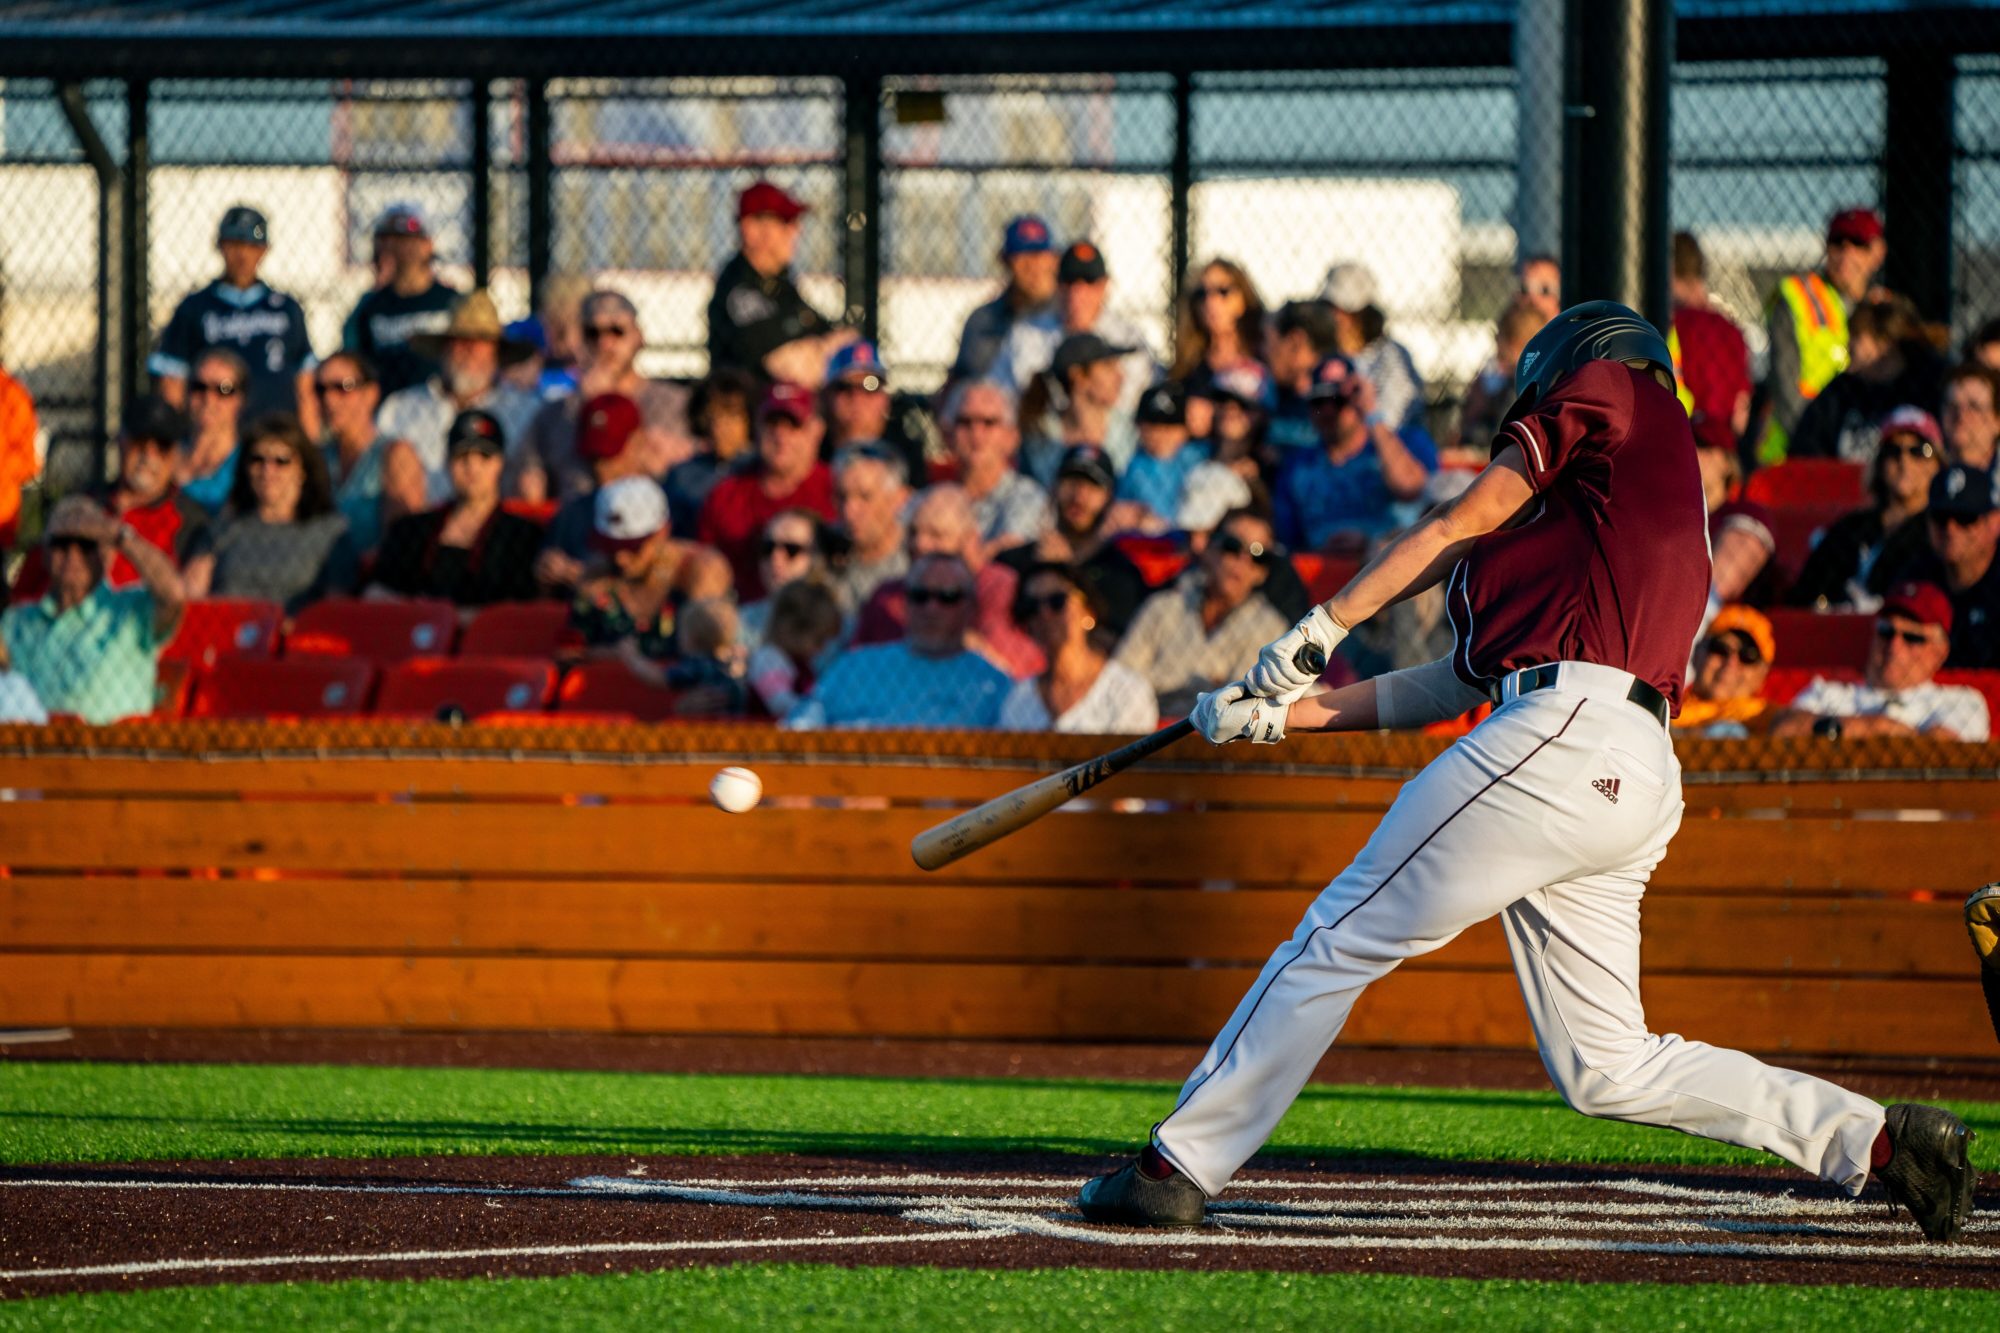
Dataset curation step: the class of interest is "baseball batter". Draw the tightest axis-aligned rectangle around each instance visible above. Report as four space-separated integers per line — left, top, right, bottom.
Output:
1079 302 1976 1242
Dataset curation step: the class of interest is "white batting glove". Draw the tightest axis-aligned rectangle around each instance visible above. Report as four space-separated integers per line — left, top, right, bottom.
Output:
1192 682 1289 745
1244 605 1347 700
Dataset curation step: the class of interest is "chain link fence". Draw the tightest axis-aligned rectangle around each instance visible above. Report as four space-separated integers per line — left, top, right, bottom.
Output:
0 8 1997 751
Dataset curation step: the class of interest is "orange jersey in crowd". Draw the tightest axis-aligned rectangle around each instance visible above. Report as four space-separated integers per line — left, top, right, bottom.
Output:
0 369 36 548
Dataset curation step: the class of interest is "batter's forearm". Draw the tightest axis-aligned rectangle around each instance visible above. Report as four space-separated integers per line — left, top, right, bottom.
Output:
1285 678 1381 733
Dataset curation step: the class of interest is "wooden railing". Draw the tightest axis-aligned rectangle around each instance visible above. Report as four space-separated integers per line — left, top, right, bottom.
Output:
2 722 1996 1057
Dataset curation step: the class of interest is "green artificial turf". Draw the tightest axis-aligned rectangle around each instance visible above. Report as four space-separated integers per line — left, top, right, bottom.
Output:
6 1264 2000 1331
3 1060 1999 1171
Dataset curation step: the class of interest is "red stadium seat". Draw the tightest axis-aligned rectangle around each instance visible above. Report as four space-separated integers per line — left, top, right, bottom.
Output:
287 597 457 665
1759 665 1860 707
161 598 283 669
188 656 377 720
1744 459 1866 510
375 657 556 719
458 601 574 660
554 660 688 721
152 659 193 719
1764 609 1876 670
1763 503 1850 584
1114 535 1190 589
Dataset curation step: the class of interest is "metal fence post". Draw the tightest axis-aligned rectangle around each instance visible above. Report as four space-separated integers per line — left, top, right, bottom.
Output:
121 79 150 430
841 71 883 340
525 79 551 311
470 80 492 292
1883 49 1956 325
1170 71 1193 325
57 83 118 459
1565 0 1672 328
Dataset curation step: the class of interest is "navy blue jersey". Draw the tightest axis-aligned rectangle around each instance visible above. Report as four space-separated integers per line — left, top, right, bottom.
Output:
151 280 315 421
345 281 463 397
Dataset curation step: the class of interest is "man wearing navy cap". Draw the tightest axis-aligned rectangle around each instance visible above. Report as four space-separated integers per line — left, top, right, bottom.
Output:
949 214 1060 386
152 205 317 430
1893 463 2000 669
707 180 854 386
342 203 464 399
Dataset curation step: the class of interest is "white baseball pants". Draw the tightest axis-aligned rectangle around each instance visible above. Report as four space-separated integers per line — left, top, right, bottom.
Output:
1154 662 1885 1199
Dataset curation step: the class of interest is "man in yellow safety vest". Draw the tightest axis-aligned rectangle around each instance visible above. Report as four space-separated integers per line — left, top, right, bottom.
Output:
1759 207 1886 463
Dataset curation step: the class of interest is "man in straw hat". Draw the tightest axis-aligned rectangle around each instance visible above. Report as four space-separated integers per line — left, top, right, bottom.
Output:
1 495 186 724
377 289 540 505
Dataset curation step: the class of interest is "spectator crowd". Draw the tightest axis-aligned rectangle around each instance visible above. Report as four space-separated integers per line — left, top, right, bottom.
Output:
1 189 1997 741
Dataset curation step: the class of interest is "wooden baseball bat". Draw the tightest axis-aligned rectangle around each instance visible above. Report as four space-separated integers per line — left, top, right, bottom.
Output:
909 642 1327 872
910 719 1195 871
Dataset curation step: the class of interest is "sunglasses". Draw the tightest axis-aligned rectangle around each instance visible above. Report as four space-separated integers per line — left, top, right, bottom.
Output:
247 451 298 470
1875 621 1935 647
1214 532 1275 565
760 538 812 560
1702 635 1762 665
189 379 239 398
47 536 97 554
1196 284 1237 301
583 324 632 341
314 377 369 398
1879 439 1937 462
1930 511 1985 529
1015 591 1071 620
907 587 968 607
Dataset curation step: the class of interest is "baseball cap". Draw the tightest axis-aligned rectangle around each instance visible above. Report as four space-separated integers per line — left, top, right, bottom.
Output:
1877 405 1943 452
1305 353 1359 402
1001 214 1054 256
760 381 817 425
1051 332 1136 379
1059 242 1108 285
1320 262 1378 312
217 205 268 246
576 393 642 462
593 476 670 549
446 409 506 457
1827 207 1884 246
739 180 808 222
374 202 429 239
1706 604 1776 666
121 394 188 447
1204 361 1276 414
827 340 887 389
1056 444 1117 492
1881 581 1953 635
1136 381 1188 427
1931 463 1999 519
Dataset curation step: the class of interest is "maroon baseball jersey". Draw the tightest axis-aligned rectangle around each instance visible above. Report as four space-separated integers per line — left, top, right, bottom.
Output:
1444 360 1709 711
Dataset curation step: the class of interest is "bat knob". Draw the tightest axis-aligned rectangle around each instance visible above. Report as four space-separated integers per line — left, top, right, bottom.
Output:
1293 642 1327 677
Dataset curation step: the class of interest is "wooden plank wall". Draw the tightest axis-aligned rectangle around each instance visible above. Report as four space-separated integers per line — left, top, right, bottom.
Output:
2 726 1996 1057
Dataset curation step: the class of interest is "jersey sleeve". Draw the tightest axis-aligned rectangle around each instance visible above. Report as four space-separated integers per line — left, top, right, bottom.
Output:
1494 359 1633 493
150 295 201 379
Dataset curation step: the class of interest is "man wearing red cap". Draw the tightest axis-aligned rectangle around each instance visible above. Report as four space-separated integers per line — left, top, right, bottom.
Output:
698 382 838 596
1771 581 1990 741
706 180 855 388
1758 206 1887 461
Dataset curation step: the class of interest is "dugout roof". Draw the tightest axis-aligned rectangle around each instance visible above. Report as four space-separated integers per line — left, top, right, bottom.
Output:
1 1 1996 79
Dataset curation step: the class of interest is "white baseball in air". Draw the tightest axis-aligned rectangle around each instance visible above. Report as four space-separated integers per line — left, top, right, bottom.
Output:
709 766 763 814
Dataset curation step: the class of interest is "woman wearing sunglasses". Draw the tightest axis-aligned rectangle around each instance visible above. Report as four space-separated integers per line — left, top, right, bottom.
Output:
1787 407 1943 610
174 348 250 517
738 508 828 653
1170 258 1267 444
182 414 357 613
999 562 1156 734
1674 605 1777 738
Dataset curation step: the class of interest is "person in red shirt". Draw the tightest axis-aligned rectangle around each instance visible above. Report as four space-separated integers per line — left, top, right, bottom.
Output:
10 396 209 604
1670 231 1752 454
697 382 836 597
1079 302 1974 1244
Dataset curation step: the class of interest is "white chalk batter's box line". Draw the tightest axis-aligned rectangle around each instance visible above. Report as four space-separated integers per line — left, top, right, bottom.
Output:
0 1171 1987 1284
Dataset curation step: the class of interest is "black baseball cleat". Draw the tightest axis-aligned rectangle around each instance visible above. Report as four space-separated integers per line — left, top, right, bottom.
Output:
1077 1151 1207 1227
1876 1103 1977 1243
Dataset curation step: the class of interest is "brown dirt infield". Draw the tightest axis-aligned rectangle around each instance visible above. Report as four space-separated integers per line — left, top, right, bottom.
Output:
4 1153 1997 1299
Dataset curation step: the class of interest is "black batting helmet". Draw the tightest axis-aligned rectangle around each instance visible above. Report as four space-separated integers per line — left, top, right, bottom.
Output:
1513 300 1674 407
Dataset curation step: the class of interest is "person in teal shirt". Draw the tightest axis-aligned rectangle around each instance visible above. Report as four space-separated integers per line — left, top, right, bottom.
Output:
1 496 186 724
